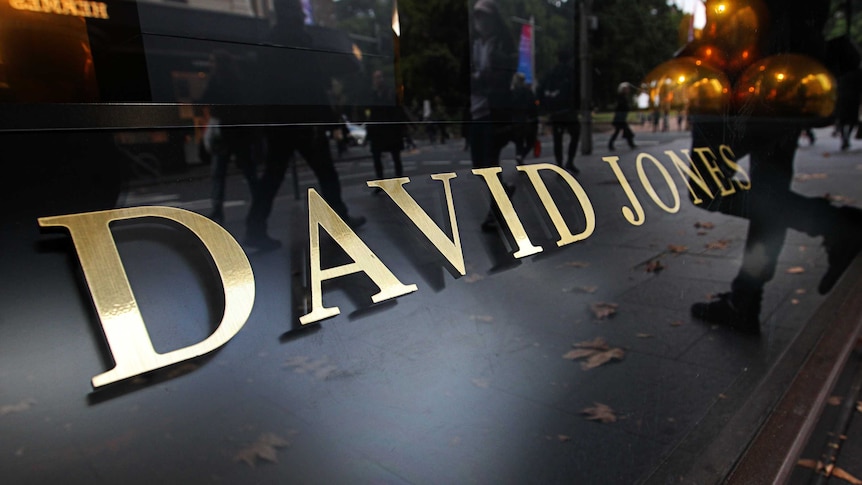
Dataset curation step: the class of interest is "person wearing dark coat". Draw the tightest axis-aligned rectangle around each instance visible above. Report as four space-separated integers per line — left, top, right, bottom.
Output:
686 0 862 334
540 48 580 172
608 83 636 150
836 69 862 150
367 70 405 186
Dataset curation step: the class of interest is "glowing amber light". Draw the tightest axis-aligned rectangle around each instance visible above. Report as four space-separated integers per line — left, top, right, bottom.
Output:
715 4 726 14
734 53 836 118
642 57 730 115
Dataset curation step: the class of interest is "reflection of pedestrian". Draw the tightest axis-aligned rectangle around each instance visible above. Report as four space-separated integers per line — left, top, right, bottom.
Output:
367 70 404 187
201 50 258 224
469 0 516 231
608 83 636 150
510 73 537 164
540 48 580 172
246 0 364 250
688 2 862 334
836 69 862 150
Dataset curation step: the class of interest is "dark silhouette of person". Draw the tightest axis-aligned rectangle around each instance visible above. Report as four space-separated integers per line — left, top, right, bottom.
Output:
687 1 862 334
510 73 538 165
608 83 636 150
836 69 862 151
540 48 580 172
245 0 365 250
367 70 404 188
200 49 259 224
469 0 516 232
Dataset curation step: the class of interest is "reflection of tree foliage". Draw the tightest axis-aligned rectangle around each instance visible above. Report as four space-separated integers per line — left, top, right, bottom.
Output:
825 0 862 44
591 0 682 109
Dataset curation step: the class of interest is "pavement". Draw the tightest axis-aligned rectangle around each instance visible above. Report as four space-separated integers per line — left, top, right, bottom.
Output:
7 126 861 484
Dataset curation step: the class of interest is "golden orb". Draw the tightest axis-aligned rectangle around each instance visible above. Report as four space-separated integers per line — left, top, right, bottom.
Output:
701 0 768 75
641 57 731 115
734 54 836 118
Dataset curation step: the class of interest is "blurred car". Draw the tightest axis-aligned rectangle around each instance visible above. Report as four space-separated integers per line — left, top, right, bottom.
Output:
342 115 367 146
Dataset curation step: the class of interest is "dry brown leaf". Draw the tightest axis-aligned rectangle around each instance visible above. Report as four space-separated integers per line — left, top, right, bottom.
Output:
705 239 731 250
560 261 590 268
718 393 728 399
695 221 715 229
833 467 862 485
562 348 599 360
696 230 708 236
464 273 484 284
828 395 843 406
557 434 571 442
636 333 654 338
573 337 609 350
0 399 35 416
581 403 617 423
856 401 862 413
796 288 807 294
471 378 489 389
825 193 855 204
645 260 665 273
580 348 626 370
786 266 806 274
667 244 688 253
795 173 828 182
234 432 292 467
590 302 618 320
670 320 685 327
470 315 494 323
791 299 800 305
797 458 823 471
569 285 598 294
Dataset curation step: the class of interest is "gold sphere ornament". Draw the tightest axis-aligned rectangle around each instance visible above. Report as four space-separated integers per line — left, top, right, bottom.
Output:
701 0 768 75
733 54 837 119
641 57 731 115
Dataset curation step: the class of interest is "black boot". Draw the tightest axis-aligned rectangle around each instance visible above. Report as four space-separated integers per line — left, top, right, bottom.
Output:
691 290 762 334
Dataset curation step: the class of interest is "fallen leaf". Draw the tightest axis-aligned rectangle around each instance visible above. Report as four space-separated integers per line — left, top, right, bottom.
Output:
464 273 484 284
590 302 618 319
705 239 731 250
833 467 862 484
857 401 862 413
828 395 843 406
697 230 708 236
470 315 494 323
580 348 626 370
581 403 617 423
786 266 806 274
573 337 609 350
562 348 600 360
234 432 292 467
560 261 590 268
825 193 855 204
695 221 715 229
667 244 688 253
670 320 685 327
0 399 35 416
792 299 800 305
557 435 571 442
568 285 598 294
795 173 828 182
636 333 654 338
471 378 489 389
645 260 665 273
796 288 807 294
797 458 824 471
718 393 728 399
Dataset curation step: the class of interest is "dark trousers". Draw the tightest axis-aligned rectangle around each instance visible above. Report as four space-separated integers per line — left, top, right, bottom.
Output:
371 149 403 179
210 128 258 213
469 117 508 169
690 122 847 292
246 126 346 237
609 121 634 148
551 119 580 166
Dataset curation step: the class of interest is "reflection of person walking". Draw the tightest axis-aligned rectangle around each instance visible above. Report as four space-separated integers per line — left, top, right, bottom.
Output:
367 70 404 191
608 83 636 150
469 0 516 231
540 48 580 173
201 50 258 225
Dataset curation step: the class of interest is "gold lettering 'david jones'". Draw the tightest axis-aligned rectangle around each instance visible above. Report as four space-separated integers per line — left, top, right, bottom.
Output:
9 0 110 19
39 149 749 388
